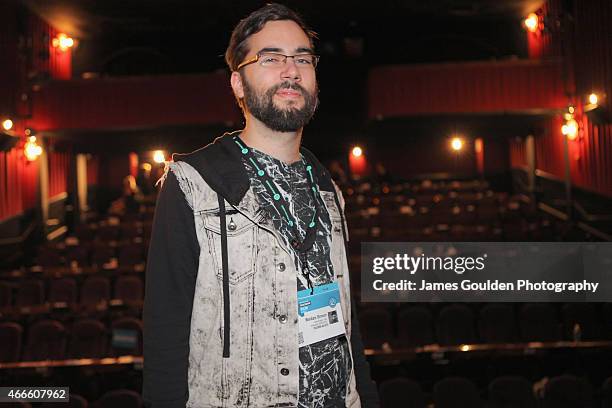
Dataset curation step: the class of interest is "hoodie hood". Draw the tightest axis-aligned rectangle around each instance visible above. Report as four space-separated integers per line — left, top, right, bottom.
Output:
172 131 336 207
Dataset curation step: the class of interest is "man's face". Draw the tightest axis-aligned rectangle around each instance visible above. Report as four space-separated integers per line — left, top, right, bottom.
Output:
234 20 319 132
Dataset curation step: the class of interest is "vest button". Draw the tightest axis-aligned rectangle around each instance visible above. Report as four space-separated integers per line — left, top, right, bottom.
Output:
279 315 287 323
280 368 289 376
277 262 286 272
227 219 237 231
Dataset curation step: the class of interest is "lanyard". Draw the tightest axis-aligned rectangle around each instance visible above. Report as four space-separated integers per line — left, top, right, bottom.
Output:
233 135 320 293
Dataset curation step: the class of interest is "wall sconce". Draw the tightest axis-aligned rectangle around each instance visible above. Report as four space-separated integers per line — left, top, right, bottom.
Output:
24 136 43 161
351 146 363 158
561 106 580 141
52 33 75 52
584 92 608 124
450 137 464 151
524 12 540 33
2 118 14 131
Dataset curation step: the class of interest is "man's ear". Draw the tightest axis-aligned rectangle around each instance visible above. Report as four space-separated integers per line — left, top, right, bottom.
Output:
230 71 245 99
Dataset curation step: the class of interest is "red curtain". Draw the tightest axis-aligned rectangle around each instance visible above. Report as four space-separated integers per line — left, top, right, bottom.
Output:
509 138 528 168
31 73 241 131
368 59 567 119
29 12 72 80
87 155 99 186
527 0 563 59
569 117 612 198
48 148 71 199
0 146 39 221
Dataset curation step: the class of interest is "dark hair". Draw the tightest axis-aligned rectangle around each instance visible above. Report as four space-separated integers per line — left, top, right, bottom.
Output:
225 3 317 71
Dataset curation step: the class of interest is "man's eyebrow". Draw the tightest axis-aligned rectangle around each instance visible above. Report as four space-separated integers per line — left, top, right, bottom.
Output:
258 47 283 53
295 46 314 54
257 46 314 54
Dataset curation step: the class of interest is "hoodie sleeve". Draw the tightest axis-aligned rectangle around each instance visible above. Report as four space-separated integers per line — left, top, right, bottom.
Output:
350 297 381 407
330 180 380 407
143 171 200 408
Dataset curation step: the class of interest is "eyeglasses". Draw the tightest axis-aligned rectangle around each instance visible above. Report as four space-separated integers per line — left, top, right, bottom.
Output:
237 51 320 70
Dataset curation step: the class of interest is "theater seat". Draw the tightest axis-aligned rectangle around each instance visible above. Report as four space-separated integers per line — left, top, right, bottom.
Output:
379 377 426 408
49 277 78 304
602 376 612 408
16 279 45 307
0 321 23 362
561 303 601 341
114 275 144 303
359 307 394 349
397 305 434 347
519 304 561 342
80 276 111 306
24 319 67 361
478 304 517 343
93 389 143 408
41 393 88 407
0 280 12 307
69 318 107 358
542 375 592 408
434 377 483 408
436 304 476 345
110 317 143 356
488 376 536 408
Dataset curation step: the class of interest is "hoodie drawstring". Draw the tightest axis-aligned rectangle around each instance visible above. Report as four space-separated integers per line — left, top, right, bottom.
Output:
218 193 231 358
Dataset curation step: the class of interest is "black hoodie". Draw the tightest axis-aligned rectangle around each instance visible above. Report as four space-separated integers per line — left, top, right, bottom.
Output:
143 133 380 407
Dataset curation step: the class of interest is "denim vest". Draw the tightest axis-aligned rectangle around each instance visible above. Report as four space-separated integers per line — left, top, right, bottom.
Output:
165 159 361 408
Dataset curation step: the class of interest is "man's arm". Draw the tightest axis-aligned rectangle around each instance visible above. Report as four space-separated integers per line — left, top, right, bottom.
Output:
350 297 381 407
143 171 200 408
330 179 380 407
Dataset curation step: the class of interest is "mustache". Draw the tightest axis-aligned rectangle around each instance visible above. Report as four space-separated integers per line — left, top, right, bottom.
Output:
271 81 307 95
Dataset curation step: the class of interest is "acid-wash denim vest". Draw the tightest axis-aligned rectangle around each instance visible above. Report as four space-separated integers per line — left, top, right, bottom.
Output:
165 160 361 408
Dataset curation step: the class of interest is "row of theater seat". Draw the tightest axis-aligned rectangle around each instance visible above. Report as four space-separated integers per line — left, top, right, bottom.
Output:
379 375 612 408
2 389 143 408
358 303 612 348
0 275 144 309
0 317 143 362
342 178 492 196
35 241 148 269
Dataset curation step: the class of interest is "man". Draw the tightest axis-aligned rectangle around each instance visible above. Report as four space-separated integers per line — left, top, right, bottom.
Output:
143 4 379 407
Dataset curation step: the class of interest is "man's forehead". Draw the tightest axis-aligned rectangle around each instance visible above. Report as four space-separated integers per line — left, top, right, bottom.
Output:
246 20 312 54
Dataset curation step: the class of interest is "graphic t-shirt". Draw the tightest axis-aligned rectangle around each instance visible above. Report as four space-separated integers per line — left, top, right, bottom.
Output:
241 145 352 408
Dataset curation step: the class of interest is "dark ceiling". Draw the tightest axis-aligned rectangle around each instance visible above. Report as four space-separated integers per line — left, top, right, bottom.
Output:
24 0 545 76
22 0 547 150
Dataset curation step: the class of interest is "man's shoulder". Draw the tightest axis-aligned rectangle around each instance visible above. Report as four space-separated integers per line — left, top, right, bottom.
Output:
168 131 250 207
172 132 233 166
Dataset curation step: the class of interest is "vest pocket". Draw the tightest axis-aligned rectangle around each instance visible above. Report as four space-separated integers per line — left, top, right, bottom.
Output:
200 210 258 285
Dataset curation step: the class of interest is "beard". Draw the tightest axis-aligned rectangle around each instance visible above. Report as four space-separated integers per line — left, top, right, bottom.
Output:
241 77 319 132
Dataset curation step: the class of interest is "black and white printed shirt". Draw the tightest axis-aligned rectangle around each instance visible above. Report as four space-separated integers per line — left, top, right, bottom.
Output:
242 146 352 408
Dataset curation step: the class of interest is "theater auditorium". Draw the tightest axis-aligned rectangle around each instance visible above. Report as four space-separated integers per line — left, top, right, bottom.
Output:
1 0 611 407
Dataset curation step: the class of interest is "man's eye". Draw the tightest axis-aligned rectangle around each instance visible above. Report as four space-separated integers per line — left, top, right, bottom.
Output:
263 56 282 64
295 57 313 65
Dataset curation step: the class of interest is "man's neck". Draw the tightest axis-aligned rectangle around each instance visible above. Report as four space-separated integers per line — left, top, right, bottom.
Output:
239 116 303 165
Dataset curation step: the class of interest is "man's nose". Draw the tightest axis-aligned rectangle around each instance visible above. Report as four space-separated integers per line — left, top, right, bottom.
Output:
280 57 301 81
